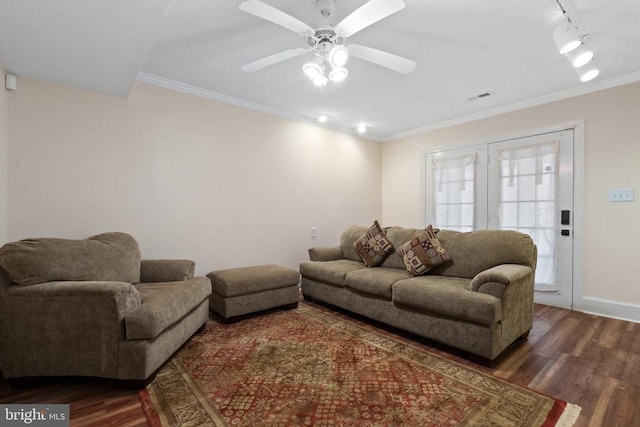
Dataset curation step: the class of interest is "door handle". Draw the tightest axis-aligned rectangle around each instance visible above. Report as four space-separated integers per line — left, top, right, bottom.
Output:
561 210 570 225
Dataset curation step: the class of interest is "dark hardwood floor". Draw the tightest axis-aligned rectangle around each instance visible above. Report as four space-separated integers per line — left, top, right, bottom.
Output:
1 303 638 426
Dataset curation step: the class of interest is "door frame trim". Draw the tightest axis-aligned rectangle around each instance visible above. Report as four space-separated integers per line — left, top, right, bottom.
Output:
421 120 585 310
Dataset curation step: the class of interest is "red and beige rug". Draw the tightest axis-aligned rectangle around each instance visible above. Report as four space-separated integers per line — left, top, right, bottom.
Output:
138 303 580 426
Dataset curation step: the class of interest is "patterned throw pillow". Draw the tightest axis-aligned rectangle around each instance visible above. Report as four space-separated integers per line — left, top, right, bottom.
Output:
398 225 452 276
353 220 394 267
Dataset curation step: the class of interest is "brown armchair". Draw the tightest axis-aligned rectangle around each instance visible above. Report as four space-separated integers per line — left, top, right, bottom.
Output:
0 232 211 388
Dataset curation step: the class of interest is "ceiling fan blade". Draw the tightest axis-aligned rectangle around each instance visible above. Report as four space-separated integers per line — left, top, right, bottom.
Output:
241 48 308 72
239 0 314 36
348 44 416 74
334 0 406 38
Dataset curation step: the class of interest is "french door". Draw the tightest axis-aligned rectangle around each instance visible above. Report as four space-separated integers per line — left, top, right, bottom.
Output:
425 129 575 308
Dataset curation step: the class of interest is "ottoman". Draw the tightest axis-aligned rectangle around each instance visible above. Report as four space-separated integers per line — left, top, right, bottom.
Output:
207 264 300 320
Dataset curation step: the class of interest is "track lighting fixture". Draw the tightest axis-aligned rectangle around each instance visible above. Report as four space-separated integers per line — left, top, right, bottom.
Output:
553 17 580 55
566 44 593 68
577 61 599 82
553 0 599 82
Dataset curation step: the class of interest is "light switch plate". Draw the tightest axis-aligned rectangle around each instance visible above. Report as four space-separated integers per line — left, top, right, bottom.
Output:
608 188 634 202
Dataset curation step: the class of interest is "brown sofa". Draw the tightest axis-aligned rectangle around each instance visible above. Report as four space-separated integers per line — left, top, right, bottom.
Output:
300 226 537 361
0 232 211 388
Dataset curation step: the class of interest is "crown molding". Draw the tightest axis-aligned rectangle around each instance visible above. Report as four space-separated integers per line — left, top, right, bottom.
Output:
135 72 383 142
385 70 640 142
137 71 640 144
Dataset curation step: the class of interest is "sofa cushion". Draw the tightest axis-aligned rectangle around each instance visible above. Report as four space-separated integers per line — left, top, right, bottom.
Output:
299 260 365 287
431 230 536 279
392 276 502 325
379 227 423 269
353 220 394 267
139 259 195 283
397 225 452 276
340 226 369 262
125 277 211 340
0 232 141 286
345 267 412 298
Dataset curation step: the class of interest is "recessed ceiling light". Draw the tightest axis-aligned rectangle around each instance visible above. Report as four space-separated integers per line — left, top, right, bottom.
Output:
318 114 329 123
357 124 367 134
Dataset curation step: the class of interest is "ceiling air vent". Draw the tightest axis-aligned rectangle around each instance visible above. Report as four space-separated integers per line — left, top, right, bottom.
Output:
467 92 494 101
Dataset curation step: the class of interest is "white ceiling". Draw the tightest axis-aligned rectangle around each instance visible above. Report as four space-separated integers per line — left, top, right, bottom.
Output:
1 0 640 141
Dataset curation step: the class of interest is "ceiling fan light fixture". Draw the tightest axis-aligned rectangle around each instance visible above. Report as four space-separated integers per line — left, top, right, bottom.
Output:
239 0 416 86
303 62 323 79
318 114 329 123
567 44 593 68
328 44 349 67
553 17 581 54
329 66 348 82
357 124 367 134
312 75 329 87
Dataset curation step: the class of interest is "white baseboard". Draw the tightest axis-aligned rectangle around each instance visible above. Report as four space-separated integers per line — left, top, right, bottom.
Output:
575 296 640 323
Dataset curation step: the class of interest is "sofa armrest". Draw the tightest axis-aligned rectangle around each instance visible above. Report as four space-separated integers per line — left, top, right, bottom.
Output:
470 264 533 296
308 246 343 262
4 280 141 321
0 281 141 378
140 259 195 282
471 264 536 349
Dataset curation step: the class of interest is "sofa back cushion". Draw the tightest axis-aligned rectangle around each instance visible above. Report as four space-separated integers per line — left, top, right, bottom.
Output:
0 232 141 286
380 227 424 269
340 226 369 262
431 229 536 279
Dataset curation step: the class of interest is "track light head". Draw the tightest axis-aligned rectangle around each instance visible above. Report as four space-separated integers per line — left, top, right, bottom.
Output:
554 17 581 54
567 44 593 68
577 61 599 82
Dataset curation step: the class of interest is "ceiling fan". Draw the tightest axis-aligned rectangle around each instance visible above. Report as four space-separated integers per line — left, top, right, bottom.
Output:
239 0 416 86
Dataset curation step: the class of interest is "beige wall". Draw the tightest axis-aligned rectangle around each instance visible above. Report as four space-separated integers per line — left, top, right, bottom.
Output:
382 81 640 319
7 78 382 274
6 74 639 320
0 65 8 244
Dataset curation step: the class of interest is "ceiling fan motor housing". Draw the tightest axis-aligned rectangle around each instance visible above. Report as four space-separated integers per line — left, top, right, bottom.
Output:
308 27 342 50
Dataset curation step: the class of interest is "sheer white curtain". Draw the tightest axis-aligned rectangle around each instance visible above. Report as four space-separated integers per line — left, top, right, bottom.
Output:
496 140 560 288
431 153 476 232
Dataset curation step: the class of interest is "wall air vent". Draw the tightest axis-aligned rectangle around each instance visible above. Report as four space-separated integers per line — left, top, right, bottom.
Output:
466 92 494 101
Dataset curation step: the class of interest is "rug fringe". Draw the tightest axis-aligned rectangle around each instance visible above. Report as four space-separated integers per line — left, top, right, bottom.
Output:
556 403 581 427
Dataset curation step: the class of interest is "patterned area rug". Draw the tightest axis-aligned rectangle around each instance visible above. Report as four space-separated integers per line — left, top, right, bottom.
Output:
138 303 580 426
